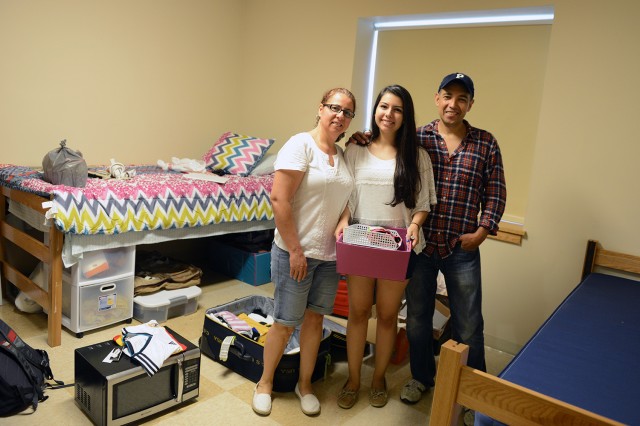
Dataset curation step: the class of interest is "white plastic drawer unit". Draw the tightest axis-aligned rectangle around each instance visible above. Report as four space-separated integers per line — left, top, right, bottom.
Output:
67 246 136 286
61 274 134 336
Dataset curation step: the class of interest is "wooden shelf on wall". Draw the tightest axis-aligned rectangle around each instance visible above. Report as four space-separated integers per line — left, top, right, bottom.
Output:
487 221 526 245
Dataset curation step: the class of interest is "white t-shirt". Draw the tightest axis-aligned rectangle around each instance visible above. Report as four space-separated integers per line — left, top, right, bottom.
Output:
273 132 354 261
344 143 437 253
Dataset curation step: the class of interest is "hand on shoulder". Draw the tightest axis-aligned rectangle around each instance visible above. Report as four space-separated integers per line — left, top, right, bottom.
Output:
347 130 371 146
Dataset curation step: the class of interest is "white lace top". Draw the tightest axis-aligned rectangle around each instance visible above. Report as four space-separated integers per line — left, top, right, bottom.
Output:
343 143 437 253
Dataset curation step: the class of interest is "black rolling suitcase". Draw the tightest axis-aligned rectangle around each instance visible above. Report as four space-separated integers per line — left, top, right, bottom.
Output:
199 295 331 392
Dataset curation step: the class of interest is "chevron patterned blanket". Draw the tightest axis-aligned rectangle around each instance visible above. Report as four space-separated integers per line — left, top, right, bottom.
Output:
0 164 273 235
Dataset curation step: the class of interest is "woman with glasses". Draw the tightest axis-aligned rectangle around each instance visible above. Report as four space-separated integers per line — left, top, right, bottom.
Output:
252 88 356 417
334 84 436 409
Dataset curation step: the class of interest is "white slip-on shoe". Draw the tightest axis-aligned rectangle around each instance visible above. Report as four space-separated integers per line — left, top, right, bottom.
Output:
295 383 320 416
252 384 272 416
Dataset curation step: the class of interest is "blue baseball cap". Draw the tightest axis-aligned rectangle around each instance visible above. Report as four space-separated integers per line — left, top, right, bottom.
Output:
438 73 475 98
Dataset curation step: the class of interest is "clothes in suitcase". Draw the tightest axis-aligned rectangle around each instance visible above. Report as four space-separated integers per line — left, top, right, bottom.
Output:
199 295 331 392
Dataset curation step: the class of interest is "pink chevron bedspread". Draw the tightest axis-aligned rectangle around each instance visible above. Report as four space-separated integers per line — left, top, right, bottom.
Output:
0 164 274 235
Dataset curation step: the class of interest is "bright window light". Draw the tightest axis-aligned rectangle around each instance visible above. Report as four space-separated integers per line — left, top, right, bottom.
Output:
374 9 554 30
363 31 378 131
362 7 554 129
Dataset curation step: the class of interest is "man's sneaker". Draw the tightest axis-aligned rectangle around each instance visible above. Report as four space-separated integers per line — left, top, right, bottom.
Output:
400 379 426 404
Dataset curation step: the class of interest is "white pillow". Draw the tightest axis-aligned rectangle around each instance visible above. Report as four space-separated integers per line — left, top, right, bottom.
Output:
249 153 276 175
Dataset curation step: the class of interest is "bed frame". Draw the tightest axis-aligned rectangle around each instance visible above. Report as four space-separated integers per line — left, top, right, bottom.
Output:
429 239 640 426
0 176 274 347
0 186 64 347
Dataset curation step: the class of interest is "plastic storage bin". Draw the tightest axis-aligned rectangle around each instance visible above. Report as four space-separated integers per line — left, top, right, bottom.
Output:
67 246 136 286
208 240 271 286
133 286 202 323
336 226 410 281
61 273 134 336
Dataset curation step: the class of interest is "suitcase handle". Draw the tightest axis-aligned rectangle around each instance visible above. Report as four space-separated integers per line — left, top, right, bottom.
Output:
228 339 256 363
218 335 256 363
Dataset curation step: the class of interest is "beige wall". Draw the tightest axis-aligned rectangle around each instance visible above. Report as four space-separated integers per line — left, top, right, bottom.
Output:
242 0 640 353
0 0 244 166
2 0 640 353
375 25 551 223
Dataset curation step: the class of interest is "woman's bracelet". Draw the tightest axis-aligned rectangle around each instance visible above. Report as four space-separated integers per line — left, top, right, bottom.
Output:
410 222 420 228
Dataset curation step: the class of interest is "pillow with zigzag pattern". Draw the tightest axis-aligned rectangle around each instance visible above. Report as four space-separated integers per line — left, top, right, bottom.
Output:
203 132 275 176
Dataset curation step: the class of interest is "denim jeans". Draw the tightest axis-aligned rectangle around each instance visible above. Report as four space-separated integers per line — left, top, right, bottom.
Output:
405 244 485 388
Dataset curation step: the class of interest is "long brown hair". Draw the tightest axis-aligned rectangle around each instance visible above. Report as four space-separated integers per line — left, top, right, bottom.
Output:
370 84 420 209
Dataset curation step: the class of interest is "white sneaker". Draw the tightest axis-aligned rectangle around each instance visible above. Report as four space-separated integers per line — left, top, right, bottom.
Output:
400 379 426 404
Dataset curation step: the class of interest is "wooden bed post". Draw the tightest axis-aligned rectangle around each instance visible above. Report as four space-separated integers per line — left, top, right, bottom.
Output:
429 339 469 426
47 224 63 347
581 239 598 281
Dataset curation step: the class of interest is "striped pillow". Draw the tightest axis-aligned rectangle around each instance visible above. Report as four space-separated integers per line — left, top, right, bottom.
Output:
203 132 275 176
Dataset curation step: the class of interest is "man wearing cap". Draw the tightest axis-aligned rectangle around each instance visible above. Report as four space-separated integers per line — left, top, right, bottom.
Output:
348 73 506 417
399 72 506 415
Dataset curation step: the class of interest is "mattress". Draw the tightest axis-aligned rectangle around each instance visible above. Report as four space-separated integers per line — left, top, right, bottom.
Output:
476 272 640 425
1 164 275 266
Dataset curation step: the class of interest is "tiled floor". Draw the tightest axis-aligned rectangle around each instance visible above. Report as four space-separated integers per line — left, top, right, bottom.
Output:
1 270 513 425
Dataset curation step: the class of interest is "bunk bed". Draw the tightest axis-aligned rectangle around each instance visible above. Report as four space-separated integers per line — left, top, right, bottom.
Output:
0 163 274 347
430 240 640 426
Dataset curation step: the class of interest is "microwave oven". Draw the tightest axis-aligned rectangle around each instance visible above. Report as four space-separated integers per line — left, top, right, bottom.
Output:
74 328 200 425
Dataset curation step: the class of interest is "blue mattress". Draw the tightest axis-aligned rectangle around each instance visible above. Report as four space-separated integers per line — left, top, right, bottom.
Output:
476 272 640 425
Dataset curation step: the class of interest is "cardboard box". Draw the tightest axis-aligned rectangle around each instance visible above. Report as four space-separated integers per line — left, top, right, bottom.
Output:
432 298 451 340
208 240 271 286
336 227 411 281
398 297 451 340
325 314 378 345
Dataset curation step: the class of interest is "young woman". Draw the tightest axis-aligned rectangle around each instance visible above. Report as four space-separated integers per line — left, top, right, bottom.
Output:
335 84 436 409
252 88 356 417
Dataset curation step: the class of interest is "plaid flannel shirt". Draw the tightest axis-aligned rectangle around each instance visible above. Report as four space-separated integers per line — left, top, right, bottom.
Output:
418 119 506 258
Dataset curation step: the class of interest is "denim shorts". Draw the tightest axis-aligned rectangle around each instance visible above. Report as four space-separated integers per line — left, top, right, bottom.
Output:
271 243 340 327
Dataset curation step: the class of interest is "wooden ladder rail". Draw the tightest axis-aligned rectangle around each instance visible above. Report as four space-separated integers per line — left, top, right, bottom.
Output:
0 186 63 347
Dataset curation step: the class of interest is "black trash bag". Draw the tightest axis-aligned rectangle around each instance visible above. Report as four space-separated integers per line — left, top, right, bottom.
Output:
42 139 88 187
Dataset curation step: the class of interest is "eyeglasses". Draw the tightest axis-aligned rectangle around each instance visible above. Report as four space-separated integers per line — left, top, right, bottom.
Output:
323 103 355 119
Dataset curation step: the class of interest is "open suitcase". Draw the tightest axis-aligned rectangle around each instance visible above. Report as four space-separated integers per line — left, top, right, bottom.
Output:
199 295 332 392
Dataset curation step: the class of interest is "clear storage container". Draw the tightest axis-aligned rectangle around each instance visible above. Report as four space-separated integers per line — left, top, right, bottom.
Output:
133 287 202 323
67 246 136 286
61 273 134 335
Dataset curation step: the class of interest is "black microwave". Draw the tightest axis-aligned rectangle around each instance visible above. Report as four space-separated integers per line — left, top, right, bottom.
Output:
74 328 200 425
